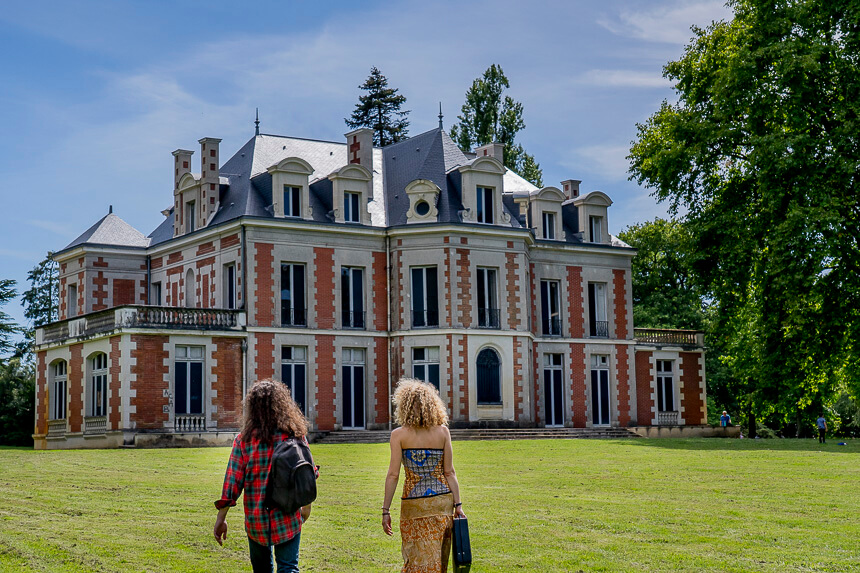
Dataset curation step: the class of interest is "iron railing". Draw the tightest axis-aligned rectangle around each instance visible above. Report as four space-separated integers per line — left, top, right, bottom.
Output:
542 317 562 337
412 309 440 328
342 311 366 329
281 306 307 327
478 308 500 329
590 320 609 338
634 328 704 347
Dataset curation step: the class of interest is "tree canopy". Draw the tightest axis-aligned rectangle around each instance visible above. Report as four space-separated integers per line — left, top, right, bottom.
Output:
345 66 409 147
628 0 860 429
450 64 544 187
18 254 58 360
0 279 19 357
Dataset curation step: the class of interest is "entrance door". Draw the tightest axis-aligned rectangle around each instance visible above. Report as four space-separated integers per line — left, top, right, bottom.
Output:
590 354 610 425
342 348 365 429
543 354 564 427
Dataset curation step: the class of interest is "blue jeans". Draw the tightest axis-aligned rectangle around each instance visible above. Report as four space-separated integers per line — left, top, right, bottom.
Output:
248 532 300 573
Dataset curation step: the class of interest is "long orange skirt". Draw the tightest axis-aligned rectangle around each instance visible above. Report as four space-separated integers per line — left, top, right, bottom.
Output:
399 493 454 573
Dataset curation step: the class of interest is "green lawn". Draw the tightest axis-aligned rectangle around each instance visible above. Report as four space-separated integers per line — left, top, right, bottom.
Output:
1 438 858 572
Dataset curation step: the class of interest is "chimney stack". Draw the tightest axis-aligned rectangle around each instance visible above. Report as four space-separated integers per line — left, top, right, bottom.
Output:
172 149 194 191
561 179 581 200
199 137 221 224
345 128 373 168
475 142 505 165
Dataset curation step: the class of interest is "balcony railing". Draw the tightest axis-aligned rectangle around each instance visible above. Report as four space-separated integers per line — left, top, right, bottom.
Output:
634 328 705 347
281 306 307 327
37 305 246 345
84 416 107 435
412 309 439 328
342 311 366 329
47 420 66 437
590 320 609 338
478 308 500 329
657 411 680 426
542 317 562 337
175 414 206 433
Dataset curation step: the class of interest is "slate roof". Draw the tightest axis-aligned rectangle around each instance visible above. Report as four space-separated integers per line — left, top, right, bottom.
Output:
64 213 150 251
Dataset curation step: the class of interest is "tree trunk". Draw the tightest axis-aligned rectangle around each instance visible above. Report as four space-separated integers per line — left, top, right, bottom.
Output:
747 404 756 438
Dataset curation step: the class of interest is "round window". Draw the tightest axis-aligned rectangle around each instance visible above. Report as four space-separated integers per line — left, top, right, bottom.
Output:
415 200 430 216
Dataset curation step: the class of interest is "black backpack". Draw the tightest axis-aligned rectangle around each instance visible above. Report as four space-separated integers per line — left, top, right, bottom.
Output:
265 436 317 514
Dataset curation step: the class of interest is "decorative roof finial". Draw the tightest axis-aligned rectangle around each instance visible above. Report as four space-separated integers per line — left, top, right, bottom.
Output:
109 205 113 215
438 102 444 130
255 108 260 136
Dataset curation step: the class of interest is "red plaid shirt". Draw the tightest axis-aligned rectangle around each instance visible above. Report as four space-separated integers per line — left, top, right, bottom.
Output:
215 433 314 546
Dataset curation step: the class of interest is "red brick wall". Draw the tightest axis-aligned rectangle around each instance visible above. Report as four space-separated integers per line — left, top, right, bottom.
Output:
533 341 541 424
680 352 705 425
612 269 629 339
196 242 215 256
254 332 275 382
455 247 472 327
315 335 336 430
220 234 239 249
36 351 47 435
374 337 389 425
68 344 83 433
77 270 85 315
570 343 587 427
213 338 243 428
59 276 67 320
113 279 136 306
567 266 584 338
635 351 654 425
445 334 454 414
130 335 169 430
167 251 184 265
529 263 537 336
254 243 275 327
109 337 121 430
458 336 469 419
615 345 631 426
314 247 336 329
372 252 387 331
505 253 522 330
394 243 404 330
513 337 524 419
93 272 108 311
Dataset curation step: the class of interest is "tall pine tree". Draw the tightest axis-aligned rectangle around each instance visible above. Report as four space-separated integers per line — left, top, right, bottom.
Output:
18 254 58 360
345 67 410 147
449 64 543 187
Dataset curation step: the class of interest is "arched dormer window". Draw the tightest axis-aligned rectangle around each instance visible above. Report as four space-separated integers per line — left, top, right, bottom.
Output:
573 191 613 244
175 172 202 237
267 157 314 220
405 179 440 224
328 164 372 225
457 156 510 225
530 186 566 240
88 352 108 418
476 348 502 404
50 360 68 421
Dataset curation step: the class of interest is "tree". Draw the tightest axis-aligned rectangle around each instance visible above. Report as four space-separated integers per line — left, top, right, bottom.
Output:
345 67 410 147
628 0 860 432
449 64 544 186
0 279 19 357
0 356 34 446
19 254 59 360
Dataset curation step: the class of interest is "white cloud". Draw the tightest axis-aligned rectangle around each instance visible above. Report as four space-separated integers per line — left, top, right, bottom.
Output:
580 69 669 88
566 144 633 182
27 219 78 238
599 0 731 45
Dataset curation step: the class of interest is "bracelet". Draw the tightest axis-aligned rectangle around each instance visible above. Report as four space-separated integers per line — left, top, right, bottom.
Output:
382 507 389 511
454 502 462 507
382 511 390 515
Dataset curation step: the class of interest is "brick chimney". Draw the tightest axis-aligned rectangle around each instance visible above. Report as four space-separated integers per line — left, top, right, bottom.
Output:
345 128 373 168
561 179 581 200
475 143 505 164
172 149 194 191
199 137 221 225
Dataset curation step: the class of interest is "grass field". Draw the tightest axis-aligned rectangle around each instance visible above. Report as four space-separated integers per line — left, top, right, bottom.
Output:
1 438 858 572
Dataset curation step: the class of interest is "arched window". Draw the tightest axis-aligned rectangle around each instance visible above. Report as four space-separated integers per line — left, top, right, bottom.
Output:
476 348 501 404
185 269 195 308
50 360 68 420
89 353 108 417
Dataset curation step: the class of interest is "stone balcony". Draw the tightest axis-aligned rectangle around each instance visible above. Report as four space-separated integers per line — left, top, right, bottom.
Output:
36 305 246 346
633 328 705 348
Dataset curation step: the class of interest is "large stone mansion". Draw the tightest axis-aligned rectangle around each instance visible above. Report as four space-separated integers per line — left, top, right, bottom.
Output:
32 122 707 449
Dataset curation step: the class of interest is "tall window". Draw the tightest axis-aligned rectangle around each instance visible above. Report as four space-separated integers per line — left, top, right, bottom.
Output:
411 266 439 327
588 283 608 337
542 212 556 239
590 354 610 425
185 269 195 308
284 185 301 217
186 200 196 233
281 346 307 413
280 263 306 326
589 215 602 243
51 361 67 420
151 282 162 306
543 353 564 427
657 360 675 412
476 348 502 404
412 347 440 390
344 191 360 223
540 280 562 336
477 268 499 328
175 346 204 416
223 264 236 310
342 348 366 428
89 353 108 417
68 284 77 317
476 187 494 224
341 267 365 329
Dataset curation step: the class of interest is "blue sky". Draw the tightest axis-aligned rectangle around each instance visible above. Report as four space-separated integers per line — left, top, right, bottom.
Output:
0 0 730 330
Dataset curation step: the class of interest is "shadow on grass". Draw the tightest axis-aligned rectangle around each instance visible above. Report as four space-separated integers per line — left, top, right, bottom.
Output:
623 436 858 453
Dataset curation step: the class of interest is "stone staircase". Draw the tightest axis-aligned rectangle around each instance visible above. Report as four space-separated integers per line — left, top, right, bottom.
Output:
312 427 640 444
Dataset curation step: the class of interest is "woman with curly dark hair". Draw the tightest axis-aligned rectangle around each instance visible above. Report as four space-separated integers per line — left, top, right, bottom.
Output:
213 380 315 573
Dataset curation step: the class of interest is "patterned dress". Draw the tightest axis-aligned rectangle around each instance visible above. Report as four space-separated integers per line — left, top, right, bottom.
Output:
399 448 453 573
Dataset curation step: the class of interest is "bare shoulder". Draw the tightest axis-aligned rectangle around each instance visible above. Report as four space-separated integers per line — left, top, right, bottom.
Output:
390 426 406 444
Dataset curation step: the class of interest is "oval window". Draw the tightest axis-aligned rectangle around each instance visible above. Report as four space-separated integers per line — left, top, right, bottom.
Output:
415 200 430 216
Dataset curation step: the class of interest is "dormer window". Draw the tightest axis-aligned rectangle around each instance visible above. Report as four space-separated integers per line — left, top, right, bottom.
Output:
589 215 602 243
284 186 301 218
476 187 494 224
542 212 556 239
344 192 361 223
186 201 196 233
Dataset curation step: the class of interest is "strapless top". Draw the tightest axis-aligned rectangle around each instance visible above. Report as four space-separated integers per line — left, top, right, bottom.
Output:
401 448 451 499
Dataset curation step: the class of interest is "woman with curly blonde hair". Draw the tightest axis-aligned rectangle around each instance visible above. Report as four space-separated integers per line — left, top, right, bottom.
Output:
381 378 466 572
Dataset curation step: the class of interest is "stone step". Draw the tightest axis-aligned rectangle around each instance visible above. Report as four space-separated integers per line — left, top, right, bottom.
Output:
313 427 640 444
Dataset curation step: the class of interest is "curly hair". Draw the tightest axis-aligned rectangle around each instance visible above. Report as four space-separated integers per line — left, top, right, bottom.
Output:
393 378 449 429
240 380 308 443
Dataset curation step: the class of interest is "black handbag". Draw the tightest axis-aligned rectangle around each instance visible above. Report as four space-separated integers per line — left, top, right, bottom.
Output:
452 516 472 572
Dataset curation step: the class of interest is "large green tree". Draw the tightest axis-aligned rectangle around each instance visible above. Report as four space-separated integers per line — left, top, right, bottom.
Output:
628 0 860 433
450 64 544 187
0 279 19 357
0 356 34 446
345 66 410 147
19 254 58 360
